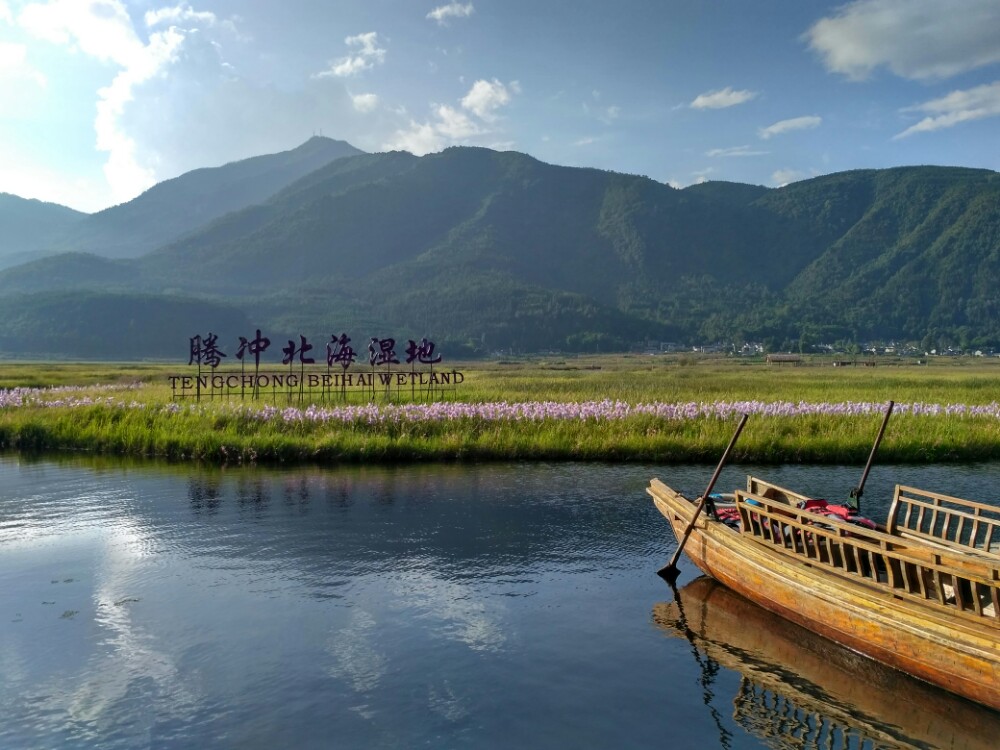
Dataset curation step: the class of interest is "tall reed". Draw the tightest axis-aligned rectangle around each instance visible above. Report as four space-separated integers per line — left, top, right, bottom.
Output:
2 356 1000 464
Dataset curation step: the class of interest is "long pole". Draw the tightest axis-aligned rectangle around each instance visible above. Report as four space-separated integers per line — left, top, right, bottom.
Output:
658 413 749 582
849 400 894 511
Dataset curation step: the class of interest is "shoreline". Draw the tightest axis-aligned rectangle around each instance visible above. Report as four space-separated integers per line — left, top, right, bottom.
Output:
4 356 1000 466
2 394 998 466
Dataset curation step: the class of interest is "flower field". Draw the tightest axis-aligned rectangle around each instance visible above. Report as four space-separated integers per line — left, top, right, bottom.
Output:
8 381 1000 423
3 356 1000 465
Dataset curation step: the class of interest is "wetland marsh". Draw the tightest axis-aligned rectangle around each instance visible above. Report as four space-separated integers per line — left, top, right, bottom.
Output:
2 355 1000 465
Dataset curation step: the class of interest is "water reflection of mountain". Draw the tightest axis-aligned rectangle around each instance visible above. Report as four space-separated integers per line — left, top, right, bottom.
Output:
654 577 1000 750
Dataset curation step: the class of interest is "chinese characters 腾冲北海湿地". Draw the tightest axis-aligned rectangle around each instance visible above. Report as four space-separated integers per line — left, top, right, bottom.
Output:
177 330 458 402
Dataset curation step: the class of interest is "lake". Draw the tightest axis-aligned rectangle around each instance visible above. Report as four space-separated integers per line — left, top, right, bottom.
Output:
2 455 999 749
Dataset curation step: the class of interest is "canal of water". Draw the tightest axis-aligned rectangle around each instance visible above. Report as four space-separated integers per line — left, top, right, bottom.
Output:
2 455 999 749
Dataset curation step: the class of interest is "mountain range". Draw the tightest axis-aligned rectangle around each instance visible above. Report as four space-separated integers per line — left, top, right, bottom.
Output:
1 136 998 360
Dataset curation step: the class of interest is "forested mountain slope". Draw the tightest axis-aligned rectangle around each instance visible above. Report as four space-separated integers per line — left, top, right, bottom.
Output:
0 194 85 268
0 142 996 358
1 137 362 262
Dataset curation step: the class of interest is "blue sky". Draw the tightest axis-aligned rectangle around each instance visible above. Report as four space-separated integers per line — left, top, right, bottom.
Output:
1 0 999 212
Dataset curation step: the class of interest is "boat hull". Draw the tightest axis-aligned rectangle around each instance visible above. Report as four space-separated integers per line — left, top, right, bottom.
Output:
654 578 1000 749
648 478 1000 711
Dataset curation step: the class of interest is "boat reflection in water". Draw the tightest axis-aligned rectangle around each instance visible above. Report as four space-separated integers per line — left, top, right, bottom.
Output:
654 577 1000 750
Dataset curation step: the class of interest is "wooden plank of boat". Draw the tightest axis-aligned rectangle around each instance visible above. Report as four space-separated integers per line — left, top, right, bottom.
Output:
647 477 1000 711
653 577 1000 750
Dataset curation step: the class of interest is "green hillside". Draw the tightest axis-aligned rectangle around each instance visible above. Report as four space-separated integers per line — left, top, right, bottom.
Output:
0 143 997 359
0 291 249 360
140 147 817 298
777 167 1000 344
0 194 85 268
5 137 363 261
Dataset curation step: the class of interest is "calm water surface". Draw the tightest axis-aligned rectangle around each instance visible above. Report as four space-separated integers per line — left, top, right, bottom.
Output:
2 456 999 749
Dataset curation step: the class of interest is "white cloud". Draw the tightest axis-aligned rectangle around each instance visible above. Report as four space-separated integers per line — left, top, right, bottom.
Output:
17 0 192 203
383 104 483 154
573 136 597 147
426 2 474 25
773 169 806 186
145 4 217 29
758 115 822 139
315 31 385 78
351 92 379 113
0 1 12 24
690 86 758 109
384 120 444 155
434 104 482 139
383 78 518 155
19 0 145 65
706 145 768 157
96 28 186 200
0 42 46 86
806 0 1000 81
894 81 1000 138
461 78 519 121
8 2 375 211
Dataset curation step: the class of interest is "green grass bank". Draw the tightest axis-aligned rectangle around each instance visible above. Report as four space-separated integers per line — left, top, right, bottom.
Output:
2 355 1000 465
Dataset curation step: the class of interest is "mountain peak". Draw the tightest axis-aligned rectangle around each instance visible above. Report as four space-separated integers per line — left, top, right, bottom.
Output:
294 135 364 155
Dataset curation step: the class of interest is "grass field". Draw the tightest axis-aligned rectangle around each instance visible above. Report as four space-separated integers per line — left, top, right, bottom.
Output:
1 354 999 465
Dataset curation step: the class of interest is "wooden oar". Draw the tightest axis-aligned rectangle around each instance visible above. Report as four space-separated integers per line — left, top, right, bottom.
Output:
658 413 749 582
849 400 894 512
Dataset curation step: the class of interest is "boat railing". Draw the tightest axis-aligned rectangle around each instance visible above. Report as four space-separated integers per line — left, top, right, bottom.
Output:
735 491 1000 625
745 476 811 506
887 485 1000 558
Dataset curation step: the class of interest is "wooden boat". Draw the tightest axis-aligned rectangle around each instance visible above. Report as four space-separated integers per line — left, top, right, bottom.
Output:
647 475 1000 710
654 576 1000 750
